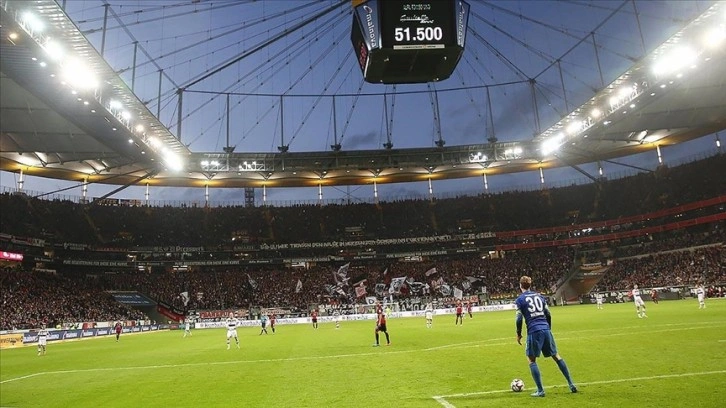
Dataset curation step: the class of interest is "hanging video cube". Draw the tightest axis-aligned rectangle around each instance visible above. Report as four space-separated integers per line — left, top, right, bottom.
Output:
351 0 470 84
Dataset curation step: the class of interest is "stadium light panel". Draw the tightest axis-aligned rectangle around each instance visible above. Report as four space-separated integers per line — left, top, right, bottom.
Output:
135 125 145 133
590 108 601 118
566 121 581 135
44 40 64 61
8 32 18 40
703 26 725 48
617 85 633 99
164 153 183 171
121 111 131 120
62 59 98 90
148 137 161 148
652 46 697 76
109 100 122 110
22 12 45 32
541 133 565 156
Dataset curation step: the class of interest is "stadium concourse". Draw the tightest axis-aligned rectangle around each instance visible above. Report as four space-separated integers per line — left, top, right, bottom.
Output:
1 153 725 330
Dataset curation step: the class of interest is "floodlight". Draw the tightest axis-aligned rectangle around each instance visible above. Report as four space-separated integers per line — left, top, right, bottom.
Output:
109 100 122 110
148 137 161 148
62 59 98 90
653 46 697 75
8 32 18 40
590 108 601 118
210 160 219 166
135 124 145 133
128 139 134 144
703 26 725 48
201 160 210 166
22 12 45 32
44 40 64 61
165 152 184 171
541 138 562 156
121 111 131 120
566 121 581 135
617 85 633 99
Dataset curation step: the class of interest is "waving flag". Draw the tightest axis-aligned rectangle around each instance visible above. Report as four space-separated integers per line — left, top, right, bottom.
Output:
295 279 303 293
180 291 190 306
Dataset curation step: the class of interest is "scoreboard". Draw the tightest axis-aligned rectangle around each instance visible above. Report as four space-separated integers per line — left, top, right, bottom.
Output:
351 0 469 84
380 0 455 50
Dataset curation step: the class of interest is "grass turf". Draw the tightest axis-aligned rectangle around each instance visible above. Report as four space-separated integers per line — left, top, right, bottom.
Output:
1 299 724 407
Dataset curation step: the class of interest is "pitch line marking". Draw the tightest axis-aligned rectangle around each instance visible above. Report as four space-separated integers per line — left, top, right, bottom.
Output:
432 370 726 407
1 321 723 385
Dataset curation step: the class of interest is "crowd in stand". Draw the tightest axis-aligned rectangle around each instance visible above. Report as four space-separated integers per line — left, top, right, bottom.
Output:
594 246 726 291
1 154 724 248
0 267 147 331
1 154 725 330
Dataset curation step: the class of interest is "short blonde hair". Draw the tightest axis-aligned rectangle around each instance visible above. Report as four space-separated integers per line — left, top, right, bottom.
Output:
520 276 532 290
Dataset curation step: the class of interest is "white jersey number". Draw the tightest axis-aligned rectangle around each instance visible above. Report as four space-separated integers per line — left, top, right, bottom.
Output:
525 296 545 313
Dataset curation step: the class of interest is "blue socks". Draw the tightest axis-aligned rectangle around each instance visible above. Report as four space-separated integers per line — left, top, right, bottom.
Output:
556 358 574 386
529 362 543 392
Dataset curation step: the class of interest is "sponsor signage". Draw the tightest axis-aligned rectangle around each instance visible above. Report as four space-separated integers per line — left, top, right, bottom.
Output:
110 292 156 306
0 251 23 261
21 325 162 344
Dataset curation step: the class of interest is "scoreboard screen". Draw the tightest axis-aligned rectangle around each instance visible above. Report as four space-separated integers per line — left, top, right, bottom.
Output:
379 1 455 49
351 0 469 83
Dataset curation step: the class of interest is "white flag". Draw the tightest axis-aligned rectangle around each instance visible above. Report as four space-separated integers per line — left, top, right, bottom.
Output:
180 291 189 306
425 267 438 277
295 279 303 293
453 287 463 299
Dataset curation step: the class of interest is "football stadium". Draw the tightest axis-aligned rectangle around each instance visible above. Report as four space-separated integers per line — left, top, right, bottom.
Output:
1 1 725 407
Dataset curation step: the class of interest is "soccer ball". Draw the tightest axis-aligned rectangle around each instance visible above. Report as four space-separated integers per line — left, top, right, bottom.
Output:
510 378 525 392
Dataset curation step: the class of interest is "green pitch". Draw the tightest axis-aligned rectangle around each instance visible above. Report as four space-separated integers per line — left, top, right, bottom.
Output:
1 300 724 407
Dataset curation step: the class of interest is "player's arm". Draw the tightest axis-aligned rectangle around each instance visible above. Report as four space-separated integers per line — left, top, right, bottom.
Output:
544 302 552 328
515 310 523 345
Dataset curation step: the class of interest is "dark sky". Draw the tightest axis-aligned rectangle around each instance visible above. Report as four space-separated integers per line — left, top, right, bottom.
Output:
0 0 721 204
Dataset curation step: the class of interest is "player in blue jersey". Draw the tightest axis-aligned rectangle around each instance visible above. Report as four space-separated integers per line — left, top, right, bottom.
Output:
515 276 577 397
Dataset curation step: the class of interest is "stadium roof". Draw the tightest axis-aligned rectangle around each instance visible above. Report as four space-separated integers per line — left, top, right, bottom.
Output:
1 1 725 189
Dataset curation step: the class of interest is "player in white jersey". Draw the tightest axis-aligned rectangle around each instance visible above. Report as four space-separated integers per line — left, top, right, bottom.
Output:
425 303 433 328
631 285 647 318
225 313 240 349
183 317 193 337
37 327 49 356
595 293 604 310
696 285 706 309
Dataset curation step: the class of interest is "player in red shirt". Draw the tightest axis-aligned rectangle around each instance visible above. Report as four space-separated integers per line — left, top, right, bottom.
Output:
651 289 659 304
375 301 383 316
455 302 464 325
311 310 318 329
114 321 122 342
466 301 473 318
373 312 390 347
269 313 276 334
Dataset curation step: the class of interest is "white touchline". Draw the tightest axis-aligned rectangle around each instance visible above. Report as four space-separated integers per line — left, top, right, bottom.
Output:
2 321 724 385
431 370 726 407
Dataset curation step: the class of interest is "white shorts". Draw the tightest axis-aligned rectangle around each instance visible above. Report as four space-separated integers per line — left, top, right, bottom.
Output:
425 312 433 320
596 299 603 304
634 297 645 307
226 329 238 338
698 294 705 302
38 338 47 346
